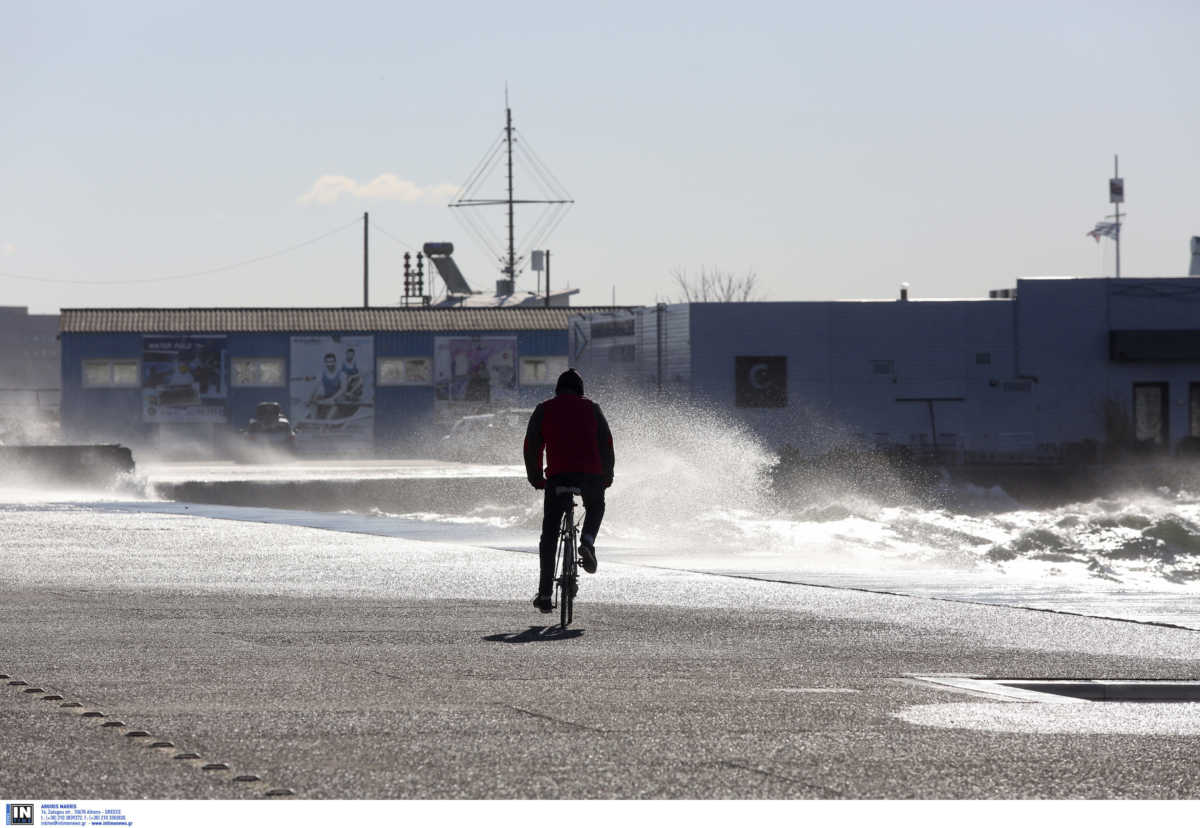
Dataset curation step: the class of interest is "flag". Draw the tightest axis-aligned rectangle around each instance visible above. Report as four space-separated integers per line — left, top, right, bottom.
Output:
1087 221 1120 242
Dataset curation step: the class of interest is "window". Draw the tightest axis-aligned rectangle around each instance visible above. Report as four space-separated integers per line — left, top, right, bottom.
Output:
975 352 991 365
592 318 635 338
82 359 139 388
378 357 432 386
232 357 285 387
871 360 894 375
520 356 568 385
608 344 636 363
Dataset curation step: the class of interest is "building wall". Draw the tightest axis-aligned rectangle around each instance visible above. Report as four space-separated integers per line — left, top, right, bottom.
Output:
570 305 691 395
61 332 145 444
0 307 59 390
0 307 61 441
61 328 569 453
685 300 1021 454
1017 277 1200 450
572 279 1200 457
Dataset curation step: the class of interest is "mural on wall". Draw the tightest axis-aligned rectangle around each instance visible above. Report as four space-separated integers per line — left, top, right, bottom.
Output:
433 336 518 415
289 335 374 448
142 336 228 423
734 355 787 408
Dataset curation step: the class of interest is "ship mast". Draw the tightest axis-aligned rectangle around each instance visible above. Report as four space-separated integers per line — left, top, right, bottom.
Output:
449 91 575 294
505 95 515 282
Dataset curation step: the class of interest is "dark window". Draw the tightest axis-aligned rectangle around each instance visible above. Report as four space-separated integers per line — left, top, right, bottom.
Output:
592 319 636 338
735 356 787 408
1111 331 1200 362
1133 383 1169 446
608 344 636 362
871 360 894 375
975 352 991 365
1002 381 1031 392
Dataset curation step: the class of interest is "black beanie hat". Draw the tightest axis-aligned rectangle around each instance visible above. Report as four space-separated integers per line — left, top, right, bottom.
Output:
555 368 584 395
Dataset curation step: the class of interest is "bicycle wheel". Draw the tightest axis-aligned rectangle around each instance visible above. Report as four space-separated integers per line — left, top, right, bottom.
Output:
561 564 576 627
559 514 576 628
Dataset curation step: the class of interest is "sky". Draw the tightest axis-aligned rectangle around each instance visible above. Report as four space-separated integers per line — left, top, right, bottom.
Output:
2 0 1198 314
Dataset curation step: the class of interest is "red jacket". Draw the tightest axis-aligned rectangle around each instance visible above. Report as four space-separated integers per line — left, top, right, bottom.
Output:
524 392 615 484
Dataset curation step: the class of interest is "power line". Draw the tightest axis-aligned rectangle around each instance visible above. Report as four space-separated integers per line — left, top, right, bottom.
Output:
0 217 362 286
368 217 418 251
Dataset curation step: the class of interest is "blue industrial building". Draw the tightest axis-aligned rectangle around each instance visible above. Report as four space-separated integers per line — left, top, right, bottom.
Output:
58 306 619 454
58 278 1200 461
570 278 1200 461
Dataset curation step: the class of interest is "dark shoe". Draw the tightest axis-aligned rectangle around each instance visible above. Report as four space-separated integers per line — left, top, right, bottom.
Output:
532 593 553 613
579 541 597 574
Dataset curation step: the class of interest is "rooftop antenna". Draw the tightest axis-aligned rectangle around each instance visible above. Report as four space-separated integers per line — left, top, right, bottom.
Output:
505 84 514 288
448 89 574 295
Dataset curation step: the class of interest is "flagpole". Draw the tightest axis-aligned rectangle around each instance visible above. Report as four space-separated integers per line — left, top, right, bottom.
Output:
1113 155 1121 279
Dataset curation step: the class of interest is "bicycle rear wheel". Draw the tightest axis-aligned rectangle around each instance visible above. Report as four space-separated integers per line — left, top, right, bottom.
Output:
559 513 576 628
560 565 575 627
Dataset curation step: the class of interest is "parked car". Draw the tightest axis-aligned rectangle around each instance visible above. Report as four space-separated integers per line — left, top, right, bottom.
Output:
238 401 295 457
440 408 532 464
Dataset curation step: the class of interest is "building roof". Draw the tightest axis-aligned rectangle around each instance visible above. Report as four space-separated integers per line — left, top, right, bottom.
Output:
59 306 632 334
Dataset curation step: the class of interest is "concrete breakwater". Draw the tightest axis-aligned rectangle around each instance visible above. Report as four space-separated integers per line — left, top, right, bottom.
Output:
155 475 528 515
0 444 134 486
150 455 1200 517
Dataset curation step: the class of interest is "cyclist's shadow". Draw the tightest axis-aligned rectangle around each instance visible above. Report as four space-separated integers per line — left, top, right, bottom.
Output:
483 626 584 643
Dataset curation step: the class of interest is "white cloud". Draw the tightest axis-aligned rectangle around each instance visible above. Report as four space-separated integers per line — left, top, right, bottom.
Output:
298 174 458 206
2 242 13 256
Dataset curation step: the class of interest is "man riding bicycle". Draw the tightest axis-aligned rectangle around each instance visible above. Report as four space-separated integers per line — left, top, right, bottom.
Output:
523 369 615 613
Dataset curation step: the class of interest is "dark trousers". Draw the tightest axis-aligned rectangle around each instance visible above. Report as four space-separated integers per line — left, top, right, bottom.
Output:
538 474 606 594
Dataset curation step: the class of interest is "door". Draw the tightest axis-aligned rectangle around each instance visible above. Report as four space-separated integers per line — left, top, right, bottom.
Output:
1132 382 1168 447
1190 383 1200 438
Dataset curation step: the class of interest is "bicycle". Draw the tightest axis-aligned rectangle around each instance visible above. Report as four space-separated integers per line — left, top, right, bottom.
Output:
552 486 583 628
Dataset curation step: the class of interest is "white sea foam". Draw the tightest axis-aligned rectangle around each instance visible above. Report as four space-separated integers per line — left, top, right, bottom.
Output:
8 399 1200 627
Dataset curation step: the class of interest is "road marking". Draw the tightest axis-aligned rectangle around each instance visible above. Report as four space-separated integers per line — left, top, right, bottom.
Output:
771 688 860 694
1 664 294 797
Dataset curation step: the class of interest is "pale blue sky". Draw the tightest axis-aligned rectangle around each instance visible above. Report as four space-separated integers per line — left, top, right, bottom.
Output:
3 0 1198 313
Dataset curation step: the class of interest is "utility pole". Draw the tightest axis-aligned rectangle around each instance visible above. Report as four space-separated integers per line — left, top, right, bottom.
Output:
544 250 551 307
363 212 369 307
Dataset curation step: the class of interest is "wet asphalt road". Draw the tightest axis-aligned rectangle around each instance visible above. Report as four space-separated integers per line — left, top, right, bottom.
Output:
3 500 1200 799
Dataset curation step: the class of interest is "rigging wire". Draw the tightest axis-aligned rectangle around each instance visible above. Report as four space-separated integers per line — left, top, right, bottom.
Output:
446 118 575 282
514 129 573 200
450 199 506 264
450 132 507 203
0 217 362 286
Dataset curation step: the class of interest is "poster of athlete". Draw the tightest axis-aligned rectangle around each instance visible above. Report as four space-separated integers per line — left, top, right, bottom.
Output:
142 335 228 423
433 336 518 415
289 335 374 449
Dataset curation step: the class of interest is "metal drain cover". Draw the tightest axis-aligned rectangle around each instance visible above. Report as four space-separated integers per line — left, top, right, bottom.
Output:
912 675 1200 703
